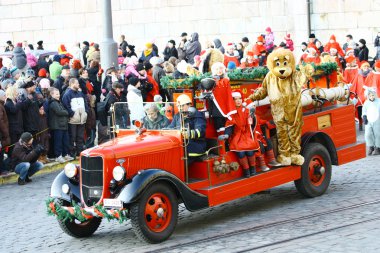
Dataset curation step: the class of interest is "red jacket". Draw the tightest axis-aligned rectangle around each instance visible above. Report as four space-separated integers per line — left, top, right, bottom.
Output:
146 74 160 102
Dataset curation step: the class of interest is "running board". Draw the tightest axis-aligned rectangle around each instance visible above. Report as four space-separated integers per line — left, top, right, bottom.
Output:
336 141 366 165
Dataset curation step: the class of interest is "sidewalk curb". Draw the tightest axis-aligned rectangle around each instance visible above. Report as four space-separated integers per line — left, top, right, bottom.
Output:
0 160 79 185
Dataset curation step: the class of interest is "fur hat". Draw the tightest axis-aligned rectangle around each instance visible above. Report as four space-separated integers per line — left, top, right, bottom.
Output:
20 132 33 143
39 78 50 89
38 68 47 77
12 46 27 69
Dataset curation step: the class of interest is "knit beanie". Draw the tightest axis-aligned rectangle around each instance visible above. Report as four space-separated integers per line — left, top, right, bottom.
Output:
39 78 50 89
38 68 47 77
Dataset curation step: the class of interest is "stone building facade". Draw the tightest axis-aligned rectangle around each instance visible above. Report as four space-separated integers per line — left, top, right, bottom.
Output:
0 0 379 56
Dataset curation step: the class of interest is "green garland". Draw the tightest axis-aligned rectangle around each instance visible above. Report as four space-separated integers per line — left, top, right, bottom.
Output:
46 197 128 224
296 62 339 81
160 67 269 89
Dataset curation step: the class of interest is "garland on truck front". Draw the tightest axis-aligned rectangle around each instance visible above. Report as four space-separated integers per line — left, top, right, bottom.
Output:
46 197 128 223
296 62 339 81
160 67 269 89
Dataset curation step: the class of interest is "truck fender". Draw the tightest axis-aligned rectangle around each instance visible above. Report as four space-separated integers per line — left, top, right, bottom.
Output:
50 171 81 203
117 169 209 212
301 132 338 165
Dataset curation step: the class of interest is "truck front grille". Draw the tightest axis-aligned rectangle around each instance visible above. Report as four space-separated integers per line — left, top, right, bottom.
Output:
81 156 103 206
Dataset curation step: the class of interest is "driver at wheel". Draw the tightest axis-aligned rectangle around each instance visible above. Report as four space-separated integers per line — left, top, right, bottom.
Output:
169 94 206 164
142 103 170 130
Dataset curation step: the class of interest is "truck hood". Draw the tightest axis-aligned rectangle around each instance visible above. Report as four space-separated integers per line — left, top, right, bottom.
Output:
81 131 182 159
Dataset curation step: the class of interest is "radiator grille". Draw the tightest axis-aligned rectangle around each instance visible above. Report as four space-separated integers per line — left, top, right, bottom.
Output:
81 156 103 206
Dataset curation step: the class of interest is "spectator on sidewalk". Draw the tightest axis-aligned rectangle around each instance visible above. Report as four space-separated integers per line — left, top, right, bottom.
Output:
48 87 72 163
10 132 45 185
62 78 89 158
0 90 10 175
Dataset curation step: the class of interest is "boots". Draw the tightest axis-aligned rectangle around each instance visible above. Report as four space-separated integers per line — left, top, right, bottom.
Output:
238 156 250 178
247 155 257 176
373 147 380 155
265 150 282 167
368 146 375 156
38 154 49 164
257 155 270 172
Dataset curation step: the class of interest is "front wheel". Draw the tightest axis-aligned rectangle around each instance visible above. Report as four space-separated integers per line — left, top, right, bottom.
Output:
294 143 332 198
130 182 178 243
57 200 102 238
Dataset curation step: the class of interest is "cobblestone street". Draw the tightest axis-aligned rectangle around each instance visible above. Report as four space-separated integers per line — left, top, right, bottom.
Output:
0 132 379 253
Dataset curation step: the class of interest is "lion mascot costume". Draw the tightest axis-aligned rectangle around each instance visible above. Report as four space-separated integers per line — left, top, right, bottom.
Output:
248 48 311 166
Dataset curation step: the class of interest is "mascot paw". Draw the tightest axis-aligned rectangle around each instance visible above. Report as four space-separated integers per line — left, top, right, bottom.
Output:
291 154 305 166
277 155 291 166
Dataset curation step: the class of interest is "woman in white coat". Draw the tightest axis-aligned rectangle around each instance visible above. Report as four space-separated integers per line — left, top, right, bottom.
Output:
127 77 145 126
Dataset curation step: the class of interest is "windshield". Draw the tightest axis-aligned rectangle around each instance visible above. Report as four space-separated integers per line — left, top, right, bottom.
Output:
113 102 179 130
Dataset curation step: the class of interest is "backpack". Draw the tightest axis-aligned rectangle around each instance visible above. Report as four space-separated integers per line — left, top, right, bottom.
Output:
97 94 111 126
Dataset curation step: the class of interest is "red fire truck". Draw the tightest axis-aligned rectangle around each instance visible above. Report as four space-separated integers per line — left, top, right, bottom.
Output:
47 82 365 244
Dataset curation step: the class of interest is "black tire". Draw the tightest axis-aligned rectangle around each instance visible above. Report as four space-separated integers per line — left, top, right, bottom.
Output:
294 143 332 198
57 200 102 238
130 182 178 243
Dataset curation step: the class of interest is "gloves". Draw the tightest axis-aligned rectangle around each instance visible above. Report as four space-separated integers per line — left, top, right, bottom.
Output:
218 134 229 141
182 129 198 139
362 115 368 125
34 144 45 154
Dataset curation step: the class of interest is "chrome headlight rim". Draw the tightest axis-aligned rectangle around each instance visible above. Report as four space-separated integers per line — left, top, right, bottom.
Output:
112 166 125 182
64 163 78 178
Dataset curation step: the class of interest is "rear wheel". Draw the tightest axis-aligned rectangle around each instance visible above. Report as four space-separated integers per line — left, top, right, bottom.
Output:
295 143 332 198
57 200 102 238
130 182 178 243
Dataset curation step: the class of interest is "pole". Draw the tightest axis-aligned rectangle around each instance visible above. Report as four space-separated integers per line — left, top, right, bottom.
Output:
306 0 311 36
100 0 118 72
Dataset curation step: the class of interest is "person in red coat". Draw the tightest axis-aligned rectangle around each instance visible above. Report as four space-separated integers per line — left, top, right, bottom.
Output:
343 55 359 84
364 61 380 98
223 43 240 68
220 90 259 177
240 51 258 68
143 62 160 102
302 43 321 64
351 61 372 131
324 35 345 57
329 44 344 71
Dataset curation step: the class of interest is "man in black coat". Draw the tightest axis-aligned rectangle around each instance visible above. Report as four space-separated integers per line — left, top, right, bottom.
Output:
11 132 44 185
82 41 90 67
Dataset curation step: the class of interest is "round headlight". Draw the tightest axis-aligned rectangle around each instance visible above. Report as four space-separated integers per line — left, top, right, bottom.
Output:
113 166 125 181
64 163 77 178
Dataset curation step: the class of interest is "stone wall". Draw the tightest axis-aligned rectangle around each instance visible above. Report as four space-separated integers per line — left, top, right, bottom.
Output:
0 0 379 57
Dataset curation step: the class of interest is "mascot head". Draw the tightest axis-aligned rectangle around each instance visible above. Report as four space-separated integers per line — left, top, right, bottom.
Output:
267 48 295 79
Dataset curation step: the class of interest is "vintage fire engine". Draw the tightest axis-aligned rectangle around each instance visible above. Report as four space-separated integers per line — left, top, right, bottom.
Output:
47 81 365 243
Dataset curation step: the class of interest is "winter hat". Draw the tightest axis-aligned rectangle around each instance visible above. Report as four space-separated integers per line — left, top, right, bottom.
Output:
20 132 33 143
227 61 236 70
307 43 318 53
284 34 291 40
128 77 140 86
145 42 153 49
265 27 272 33
345 48 354 56
231 89 243 98
375 60 380 69
154 95 163 102
38 68 47 77
241 37 249 43
309 33 316 39
136 63 145 72
12 46 27 69
359 39 366 45
226 42 234 50
257 36 264 43
329 35 336 41
58 44 68 54
10 67 20 77
360 61 370 69
345 55 356 64
39 78 50 89
247 51 254 57
53 55 61 62
149 56 164 65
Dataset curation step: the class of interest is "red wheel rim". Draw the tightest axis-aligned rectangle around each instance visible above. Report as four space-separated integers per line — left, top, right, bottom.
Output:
308 155 326 187
144 193 172 232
